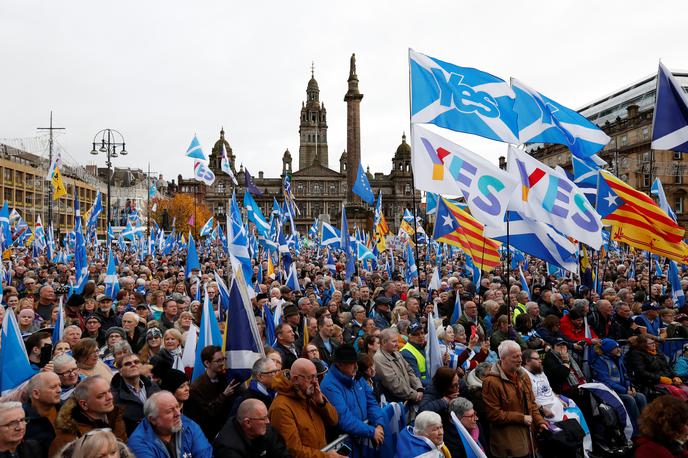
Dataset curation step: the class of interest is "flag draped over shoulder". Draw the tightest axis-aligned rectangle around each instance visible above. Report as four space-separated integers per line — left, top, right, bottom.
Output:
411 124 517 230
409 49 519 144
432 197 501 270
597 170 688 263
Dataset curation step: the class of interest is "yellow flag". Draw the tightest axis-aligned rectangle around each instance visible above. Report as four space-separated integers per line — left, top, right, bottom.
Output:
267 255 275 279
52 167 67 200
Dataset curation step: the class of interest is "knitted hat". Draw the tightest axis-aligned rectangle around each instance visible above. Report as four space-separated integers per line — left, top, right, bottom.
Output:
160 369 189 393
600 338 619 354
105 327 126 340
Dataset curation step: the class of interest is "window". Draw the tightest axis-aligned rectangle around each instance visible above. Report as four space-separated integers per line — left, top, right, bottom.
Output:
674 151 682 160
676 167 684 184
620 135 627 146
404 184 411 195
329 183 337 195
676 197 684 214
642 127 650 139
643 174 650 188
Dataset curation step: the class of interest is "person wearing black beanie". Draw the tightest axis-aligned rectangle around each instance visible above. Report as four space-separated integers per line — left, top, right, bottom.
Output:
160 369 190 410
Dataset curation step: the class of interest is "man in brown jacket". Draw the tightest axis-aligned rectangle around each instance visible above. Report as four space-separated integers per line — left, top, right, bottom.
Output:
482 340 547 458
269 358 343 458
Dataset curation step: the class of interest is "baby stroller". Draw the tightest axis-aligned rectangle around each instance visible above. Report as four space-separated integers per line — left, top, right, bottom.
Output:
576 383 634 458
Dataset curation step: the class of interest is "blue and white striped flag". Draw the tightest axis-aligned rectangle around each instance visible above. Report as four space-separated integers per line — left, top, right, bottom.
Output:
450 412 487 458
52 297 65 344
0 309 34 394
192 283 223 380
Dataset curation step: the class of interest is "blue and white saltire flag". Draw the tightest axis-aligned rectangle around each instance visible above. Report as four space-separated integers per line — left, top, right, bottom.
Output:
651 61 688 152
512 78 610 159
309 218 319 239
228 193 254 289
571 155 599 204
356 242 375 262
0 309 35 394
186 134 207 160
0 202 11 251
352 163 375 204
519 266 531 299
214 271 231 321
107 224 115 245
52 297 64 344
186 233 200 278
271 198 282 221
409 49 519 144
278 229 292 270
260 217 279 252
286 262 301 293
428 266 441 294
450 412 488 458
220 143 238 185
193 160 216 186
73 198 89 295
580 383 633 442
34 216 47 251
321 222 341 249
655 257 663 278
325 251 337 275
405 243 418 284
192 284 224 380
669 260 686 308
104 250 120 299
225 256 266 382
244 192 270 236
425 313 443 380
507 146 603 250
199 217 214 237
466 255 481 289
651 178 678 222
86 191 103 231
485 211 579 274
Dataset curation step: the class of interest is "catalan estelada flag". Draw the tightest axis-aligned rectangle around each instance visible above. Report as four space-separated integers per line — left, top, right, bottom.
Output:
597 170 688 263
433 197 501 270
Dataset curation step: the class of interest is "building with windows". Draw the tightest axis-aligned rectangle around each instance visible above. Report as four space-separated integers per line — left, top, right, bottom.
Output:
0 144 107 236
526 70 688 228
188 54 419 233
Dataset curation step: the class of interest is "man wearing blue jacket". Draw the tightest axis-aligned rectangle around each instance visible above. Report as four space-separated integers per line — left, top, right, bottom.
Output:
128 391 212 458
590 338 647 435
321 345 385 457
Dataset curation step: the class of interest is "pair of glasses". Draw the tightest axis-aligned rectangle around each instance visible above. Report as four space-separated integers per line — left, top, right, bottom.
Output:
0 418 27 429
57 368 79 376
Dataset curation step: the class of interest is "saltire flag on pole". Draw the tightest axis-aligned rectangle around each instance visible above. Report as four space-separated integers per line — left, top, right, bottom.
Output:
199 217 214 237
669 260 686 308
220 143 238 185
352 162 375 204
320 222 341 249
244 192 270 236
86 191 103 231
0 202 10 251
52 297 64 343
0 309 35 394
409 49 519 143
228 193 255 291
191 284 223 380
225 256 265 382
432 197 501 270
507 145 603 250
571 155 599 204
412 124 518 230
104 250 120 299
651 61 688 152
186 134 207 161
186 233 200 278
73 197 89 295
484 211 579 274
425 313 443 379
244 168 263 196
597 170 688 263
651 177 678 222
511 78 610 159
519 266 531 299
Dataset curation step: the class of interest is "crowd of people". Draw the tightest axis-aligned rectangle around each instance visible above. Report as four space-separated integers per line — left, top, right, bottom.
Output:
1 239 688 458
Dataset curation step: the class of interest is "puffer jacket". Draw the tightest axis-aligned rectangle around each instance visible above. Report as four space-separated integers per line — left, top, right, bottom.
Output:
320 364 385 442
590 350 631 394
268 371 339 458
482 362 545 458
624 347 674 391
49 397 127 457
127 415 212 458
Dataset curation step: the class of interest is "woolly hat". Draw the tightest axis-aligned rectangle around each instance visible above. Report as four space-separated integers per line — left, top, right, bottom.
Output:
600 338 619 354
160 369 189 393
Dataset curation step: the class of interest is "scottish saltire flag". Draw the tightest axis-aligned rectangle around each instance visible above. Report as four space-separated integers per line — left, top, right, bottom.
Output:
244 192 270 236
466 255 481 288
485 211 579 273
669 260 686 307
428 266 441 294
572 155 599 203
244 168 263 195
149 182 157 198
580 383 633 442
309 218 319 239
341 205 351 256
193 160 215 186
512 78 610 159
200 217 214 237
409 49 519 143
0 309 34 393
220 143 238 185
321 222 341 248
352 162 375 204
356 241 375 262
652 62 688 152
225 256 265 382
286 263 301 293
651 178 678 222
52 297 64 344
73 199 89 295
412 125 518 229
86 191 103 231
0 202 11 251
405 243 418 284
519 266 531 299
425 313 443 379
192 284 224 380
104 250 120 299
186 234 200 278
507 146 602 249
325 251 337 274
450 412 487 458
228 193 254 288
186 134 207 160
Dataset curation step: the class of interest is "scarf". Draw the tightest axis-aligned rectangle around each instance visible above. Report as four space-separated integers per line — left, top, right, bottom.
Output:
551 350 586 387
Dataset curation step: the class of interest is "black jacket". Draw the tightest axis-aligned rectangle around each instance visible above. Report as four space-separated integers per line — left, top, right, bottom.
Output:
273 342 298 370
0 440 42 458
22 401 56 458
624 347 673 391
310 334 337 367
213 417 292 458
110 372 161 436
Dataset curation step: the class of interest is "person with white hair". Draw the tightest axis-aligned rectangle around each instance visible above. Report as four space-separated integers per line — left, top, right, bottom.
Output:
482 340 547 458
395 410 450 457
0 402 41 457
127 391 212 458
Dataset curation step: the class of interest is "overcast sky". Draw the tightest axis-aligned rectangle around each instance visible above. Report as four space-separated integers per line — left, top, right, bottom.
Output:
1 1 686 183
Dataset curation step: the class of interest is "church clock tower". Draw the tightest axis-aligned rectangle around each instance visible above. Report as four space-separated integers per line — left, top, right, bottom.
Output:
298 65 329 170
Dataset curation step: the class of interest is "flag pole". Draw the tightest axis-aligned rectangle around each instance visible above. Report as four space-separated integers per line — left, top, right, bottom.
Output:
407 48 424 289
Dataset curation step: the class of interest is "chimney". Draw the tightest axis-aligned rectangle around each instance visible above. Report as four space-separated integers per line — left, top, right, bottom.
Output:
258 171 264 179
627 104 639 118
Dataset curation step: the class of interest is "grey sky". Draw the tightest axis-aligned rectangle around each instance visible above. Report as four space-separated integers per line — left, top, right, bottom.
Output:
1 1 686 182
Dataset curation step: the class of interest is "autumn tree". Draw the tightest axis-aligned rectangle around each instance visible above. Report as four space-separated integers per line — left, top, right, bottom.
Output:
154 194 212 237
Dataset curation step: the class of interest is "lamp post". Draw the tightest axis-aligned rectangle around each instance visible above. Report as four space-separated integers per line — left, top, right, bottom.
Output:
90 129 127 227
